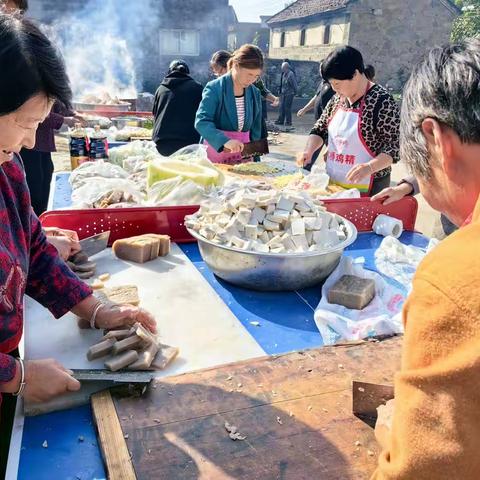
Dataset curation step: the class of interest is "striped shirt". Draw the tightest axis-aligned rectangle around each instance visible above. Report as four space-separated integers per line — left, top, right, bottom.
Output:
235 94 245 131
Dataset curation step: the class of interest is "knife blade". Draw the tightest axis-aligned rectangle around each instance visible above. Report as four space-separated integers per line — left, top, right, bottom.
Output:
352 381 394 428
241 138 269 159
79 231 110 257
71 368 154 384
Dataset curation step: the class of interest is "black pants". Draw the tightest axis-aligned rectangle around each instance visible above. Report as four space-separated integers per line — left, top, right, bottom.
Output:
276 94 294 126
21 149 54 217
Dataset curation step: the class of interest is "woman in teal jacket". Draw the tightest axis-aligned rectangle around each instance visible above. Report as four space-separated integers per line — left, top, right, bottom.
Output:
195 44 263 164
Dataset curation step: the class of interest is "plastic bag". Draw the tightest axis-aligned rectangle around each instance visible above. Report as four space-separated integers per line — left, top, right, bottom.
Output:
146 176 206 206
145 144 225 205
71 177 144 208
69 160 129 189
108 140 159 167
374 236 440 291
314 256 405 345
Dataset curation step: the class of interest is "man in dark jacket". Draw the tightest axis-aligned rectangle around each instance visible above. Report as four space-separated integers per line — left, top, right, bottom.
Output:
152 60 203 156
275 61 298 127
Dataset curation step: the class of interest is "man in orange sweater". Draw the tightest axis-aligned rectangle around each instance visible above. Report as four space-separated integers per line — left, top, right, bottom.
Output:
372 39 480 479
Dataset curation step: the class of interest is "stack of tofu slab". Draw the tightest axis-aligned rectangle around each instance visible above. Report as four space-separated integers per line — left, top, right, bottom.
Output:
186 187 349 254
87 322 178 372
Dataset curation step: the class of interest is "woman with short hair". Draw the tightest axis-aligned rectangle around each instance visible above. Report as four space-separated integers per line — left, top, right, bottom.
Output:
0 12 156 413
298 46 400 196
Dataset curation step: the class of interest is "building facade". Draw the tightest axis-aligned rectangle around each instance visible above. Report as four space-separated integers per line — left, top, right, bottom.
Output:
266 0 459 89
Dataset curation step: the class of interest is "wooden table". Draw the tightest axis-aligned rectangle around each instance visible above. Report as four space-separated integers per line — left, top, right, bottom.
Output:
98 337 402 480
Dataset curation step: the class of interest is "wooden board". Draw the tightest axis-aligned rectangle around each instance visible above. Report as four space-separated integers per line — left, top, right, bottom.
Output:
91 390 136 480
108 337 402 480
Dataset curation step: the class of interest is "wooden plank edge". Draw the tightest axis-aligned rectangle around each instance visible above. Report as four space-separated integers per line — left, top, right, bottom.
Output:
91 389 137 480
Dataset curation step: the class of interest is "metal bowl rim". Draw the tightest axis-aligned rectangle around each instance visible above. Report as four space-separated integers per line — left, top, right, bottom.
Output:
186 214 358 258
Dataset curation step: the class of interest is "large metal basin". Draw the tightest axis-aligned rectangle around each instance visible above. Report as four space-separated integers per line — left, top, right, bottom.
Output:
187 215 357 291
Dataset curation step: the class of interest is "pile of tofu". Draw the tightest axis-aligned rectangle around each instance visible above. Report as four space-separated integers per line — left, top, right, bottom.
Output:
186 187 349 254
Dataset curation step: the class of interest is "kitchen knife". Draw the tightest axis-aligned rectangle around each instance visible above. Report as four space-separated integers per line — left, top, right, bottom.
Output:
241 138 269 158
352 381 394 428
79 231 110 257
71 368 154 384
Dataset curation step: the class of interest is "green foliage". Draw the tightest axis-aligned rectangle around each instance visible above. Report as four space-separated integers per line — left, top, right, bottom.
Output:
451 0 480 41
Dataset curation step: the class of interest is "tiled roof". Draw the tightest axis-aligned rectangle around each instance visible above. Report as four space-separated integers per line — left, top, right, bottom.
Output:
266 0 350 24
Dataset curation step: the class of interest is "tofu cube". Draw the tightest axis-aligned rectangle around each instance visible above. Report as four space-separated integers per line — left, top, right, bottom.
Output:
252 207 266 223
259 231 270 243
252 241 270 253
266 203 275 214
263 219 281 231
291 218 306 236
282 236 296 252
292 234 309 252
277 196 295 212
244 224 258 241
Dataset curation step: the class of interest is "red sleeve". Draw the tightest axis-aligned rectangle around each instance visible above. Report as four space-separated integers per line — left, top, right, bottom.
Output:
26 211 93 318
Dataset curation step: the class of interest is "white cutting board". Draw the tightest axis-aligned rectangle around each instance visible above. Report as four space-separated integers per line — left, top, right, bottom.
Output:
25 244 264 377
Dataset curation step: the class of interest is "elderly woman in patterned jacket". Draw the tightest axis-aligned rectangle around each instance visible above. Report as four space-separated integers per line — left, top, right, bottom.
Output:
0 14 156 406
298 46 400 196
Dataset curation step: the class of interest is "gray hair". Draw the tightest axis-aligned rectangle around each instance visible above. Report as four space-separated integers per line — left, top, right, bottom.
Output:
400 38 480 178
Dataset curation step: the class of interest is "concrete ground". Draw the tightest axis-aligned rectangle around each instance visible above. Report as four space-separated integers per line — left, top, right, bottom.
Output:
52 110 443 238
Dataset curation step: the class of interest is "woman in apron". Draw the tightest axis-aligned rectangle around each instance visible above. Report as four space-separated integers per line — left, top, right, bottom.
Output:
195 44 264 165
298 46 400 196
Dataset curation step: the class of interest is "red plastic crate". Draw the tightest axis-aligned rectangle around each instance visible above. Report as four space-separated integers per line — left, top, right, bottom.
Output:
324 196 418 232
40 197 417 244
40 205 199 244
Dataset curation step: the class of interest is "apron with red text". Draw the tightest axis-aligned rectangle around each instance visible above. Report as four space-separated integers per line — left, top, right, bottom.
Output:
326 94 374 195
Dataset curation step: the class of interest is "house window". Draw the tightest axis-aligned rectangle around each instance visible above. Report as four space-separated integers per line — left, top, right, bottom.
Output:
300 29 306 46
323 25 331 45
280 32 286 47
160 29 200 56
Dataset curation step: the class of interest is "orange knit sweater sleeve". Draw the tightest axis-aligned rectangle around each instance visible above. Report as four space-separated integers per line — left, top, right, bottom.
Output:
372 225 480 479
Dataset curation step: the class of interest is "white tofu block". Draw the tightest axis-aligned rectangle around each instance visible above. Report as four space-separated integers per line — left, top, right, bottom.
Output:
308 245 318 252
231 236 245 248
266 203 275 214
235 213 249 227
271 209 290 222
199 228 215 240
259 231 270 243
304 217 322 230
300 211 317 217
229 191 244 208
277 196 295 212
248 213 259 226
325 229 340 247
295 200 311 213
270 245 285 254
290 210 300 218
244 224 258 241
252 207 266 223
328 215 340 229
291 218 306 236
286 193 305 204
292 234 309 250
241 196 257 209
337 230 347 241
313 229 329 246
267 235 283 247
216 213 232 227
263 219 281 231
306 230 314 245
252 241 270 253
282 236 296 252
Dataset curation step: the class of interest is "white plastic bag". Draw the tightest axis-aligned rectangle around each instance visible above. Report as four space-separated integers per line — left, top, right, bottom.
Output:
314 256 405 345
374 236 440 290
